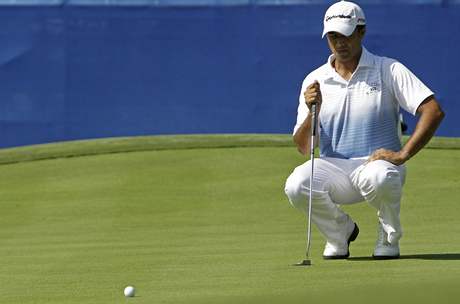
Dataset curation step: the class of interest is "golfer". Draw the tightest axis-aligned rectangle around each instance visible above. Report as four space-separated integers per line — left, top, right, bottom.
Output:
284 0 444 259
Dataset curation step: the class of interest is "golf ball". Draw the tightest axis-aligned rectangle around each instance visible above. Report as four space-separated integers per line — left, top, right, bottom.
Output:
124 286 135 297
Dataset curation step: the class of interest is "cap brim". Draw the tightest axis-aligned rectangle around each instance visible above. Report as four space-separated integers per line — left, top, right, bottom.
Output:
322 23 356 38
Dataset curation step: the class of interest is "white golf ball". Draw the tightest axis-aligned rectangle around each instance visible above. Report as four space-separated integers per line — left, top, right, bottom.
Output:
124 286 135 297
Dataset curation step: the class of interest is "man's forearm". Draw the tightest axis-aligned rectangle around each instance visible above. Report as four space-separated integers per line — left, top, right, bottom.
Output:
400 97 445 161
293 113 313 156
367 97 444 166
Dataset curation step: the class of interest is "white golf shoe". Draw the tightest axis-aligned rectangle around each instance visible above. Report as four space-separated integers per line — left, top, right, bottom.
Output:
373 224 400 259
323 223 359 259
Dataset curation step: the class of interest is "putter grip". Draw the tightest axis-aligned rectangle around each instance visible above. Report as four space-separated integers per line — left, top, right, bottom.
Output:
311 103 318 136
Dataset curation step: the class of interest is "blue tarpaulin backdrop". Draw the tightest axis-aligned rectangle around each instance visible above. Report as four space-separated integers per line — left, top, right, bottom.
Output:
0 1 459 148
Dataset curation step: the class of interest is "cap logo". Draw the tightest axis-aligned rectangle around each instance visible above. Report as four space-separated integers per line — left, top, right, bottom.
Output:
325 14 352 22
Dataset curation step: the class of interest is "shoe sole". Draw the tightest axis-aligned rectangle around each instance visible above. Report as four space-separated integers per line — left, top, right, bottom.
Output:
323 223 359 260
372 254 400 260
323 253 349 259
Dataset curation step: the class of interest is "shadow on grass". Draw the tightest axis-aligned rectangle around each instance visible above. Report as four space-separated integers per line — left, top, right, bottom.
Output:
348 253 460 261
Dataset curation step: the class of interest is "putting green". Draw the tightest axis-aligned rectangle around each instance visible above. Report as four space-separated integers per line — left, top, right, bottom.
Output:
0 135 459 304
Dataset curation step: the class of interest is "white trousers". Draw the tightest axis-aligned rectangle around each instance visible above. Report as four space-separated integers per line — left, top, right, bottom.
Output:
284 157 406 247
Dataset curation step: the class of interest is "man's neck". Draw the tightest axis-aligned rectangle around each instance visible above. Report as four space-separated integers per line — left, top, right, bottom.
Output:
332 47 363 81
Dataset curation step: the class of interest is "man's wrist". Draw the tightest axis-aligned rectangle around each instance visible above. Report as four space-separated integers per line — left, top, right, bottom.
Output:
398 150 411 163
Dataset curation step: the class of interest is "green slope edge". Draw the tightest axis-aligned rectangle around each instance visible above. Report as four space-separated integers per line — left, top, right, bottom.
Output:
0 134 458 165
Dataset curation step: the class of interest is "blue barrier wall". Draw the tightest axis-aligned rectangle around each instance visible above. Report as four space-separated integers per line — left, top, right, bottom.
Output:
0 2 459 148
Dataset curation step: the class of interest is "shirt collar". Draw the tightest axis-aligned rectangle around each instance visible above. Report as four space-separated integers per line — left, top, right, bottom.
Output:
324 46 374 78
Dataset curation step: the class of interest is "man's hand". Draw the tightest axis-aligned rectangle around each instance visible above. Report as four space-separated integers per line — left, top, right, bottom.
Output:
367 148 410 166
293 80 322 156
304 80 322 111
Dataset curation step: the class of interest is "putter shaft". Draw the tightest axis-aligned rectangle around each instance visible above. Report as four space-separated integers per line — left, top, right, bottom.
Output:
305 103 317 261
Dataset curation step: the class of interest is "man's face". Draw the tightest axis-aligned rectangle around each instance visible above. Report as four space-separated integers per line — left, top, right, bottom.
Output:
326 28 365 63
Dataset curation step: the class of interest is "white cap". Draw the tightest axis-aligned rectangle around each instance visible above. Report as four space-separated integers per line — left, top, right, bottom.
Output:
322 1 366 38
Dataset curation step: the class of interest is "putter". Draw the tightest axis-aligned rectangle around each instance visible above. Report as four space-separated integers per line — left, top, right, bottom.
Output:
293 103 317 267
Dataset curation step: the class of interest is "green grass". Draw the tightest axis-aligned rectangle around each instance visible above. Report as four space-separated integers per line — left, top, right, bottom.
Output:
0 135 459 303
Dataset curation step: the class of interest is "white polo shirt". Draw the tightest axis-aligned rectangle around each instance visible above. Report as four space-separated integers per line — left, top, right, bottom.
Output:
294 47 434 159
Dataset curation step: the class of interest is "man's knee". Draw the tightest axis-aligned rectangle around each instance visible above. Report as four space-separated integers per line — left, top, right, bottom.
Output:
284 171 306 210
285 159 332 210
358 160 403 201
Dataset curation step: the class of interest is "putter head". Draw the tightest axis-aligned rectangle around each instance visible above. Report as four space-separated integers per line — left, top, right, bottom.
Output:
293 259 312 266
